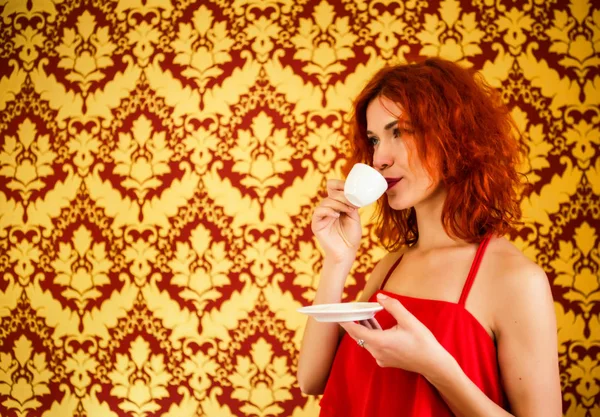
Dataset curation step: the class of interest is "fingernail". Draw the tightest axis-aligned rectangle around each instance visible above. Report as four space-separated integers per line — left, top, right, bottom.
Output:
377 293 388 300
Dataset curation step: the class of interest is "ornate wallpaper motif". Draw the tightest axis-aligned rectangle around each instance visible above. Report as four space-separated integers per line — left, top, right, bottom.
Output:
0 0 598 416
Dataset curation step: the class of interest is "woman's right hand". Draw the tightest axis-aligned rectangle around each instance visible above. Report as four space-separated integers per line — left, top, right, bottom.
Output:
311 179 362 263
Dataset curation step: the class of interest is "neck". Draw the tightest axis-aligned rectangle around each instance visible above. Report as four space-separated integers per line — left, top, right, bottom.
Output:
412 186 464 251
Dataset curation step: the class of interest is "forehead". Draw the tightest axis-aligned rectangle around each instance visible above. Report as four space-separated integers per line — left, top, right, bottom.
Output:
366 96 406 126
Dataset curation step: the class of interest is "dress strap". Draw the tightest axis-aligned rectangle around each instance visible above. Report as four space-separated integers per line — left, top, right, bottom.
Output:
379 254 404 290
458 236 492 306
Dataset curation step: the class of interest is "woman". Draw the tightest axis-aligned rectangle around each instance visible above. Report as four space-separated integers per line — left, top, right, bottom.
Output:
297 57 562 416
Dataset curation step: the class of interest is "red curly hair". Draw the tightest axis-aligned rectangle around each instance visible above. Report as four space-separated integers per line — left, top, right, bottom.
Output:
346 57 525 250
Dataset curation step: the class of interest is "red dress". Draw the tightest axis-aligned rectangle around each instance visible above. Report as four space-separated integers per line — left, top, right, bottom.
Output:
319 237 509 416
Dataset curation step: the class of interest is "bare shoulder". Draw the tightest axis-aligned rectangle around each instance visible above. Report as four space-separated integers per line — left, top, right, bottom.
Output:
484 237 549 289
483 237 554 336
358 247 407 302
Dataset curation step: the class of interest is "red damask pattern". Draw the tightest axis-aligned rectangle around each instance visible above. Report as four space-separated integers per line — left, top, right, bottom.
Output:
0 0 598 416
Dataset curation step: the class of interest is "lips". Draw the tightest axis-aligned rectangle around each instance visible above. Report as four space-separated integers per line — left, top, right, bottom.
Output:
385 178 401 189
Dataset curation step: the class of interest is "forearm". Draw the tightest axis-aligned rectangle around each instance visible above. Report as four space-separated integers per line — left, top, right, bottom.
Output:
297 257 354 395
426 353 514 417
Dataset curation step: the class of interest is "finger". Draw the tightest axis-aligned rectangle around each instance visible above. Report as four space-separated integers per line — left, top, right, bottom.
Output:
359 319 374 330
336 220 353 248
312 206 340 222
339 320 371 343
368 317 382 330
326 179 345 192
311 207 339 232
320 198 356 214
327 182 359 209
330 189 358 206
376 293 416 326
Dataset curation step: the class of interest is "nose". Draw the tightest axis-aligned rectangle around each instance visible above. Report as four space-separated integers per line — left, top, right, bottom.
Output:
372 142 393 172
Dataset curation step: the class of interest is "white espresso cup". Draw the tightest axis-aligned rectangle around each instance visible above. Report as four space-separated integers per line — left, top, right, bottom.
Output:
343 163 388 207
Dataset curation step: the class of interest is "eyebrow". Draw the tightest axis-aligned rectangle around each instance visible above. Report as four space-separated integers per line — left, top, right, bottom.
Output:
366 120 411 135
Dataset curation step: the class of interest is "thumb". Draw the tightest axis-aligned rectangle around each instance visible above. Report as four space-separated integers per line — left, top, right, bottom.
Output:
376 293 415 325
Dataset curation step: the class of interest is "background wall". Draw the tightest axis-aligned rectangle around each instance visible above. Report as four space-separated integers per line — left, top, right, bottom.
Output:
0 0 598 416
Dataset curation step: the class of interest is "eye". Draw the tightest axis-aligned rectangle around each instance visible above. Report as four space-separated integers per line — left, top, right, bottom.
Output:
368 136 379 146
393 126 414 138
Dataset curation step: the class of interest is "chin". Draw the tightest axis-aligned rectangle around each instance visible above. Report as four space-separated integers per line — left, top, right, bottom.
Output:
386 195 412 211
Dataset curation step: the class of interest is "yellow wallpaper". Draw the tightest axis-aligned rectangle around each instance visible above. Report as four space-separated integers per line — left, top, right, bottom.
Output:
0 0 598 416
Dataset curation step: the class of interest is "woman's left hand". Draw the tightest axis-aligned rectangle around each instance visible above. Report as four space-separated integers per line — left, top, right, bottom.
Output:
340 293 451 378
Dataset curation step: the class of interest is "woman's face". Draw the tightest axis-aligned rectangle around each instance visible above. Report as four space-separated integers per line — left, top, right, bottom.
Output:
365 96 443 211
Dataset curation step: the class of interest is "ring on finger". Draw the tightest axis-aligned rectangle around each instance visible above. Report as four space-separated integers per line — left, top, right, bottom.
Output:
357 339 366 348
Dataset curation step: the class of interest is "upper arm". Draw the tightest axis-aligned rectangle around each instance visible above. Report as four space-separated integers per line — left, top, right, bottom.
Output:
357 250 404 302
494 262 562 416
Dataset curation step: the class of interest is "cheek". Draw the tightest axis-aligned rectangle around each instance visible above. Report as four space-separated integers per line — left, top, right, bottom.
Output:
403 141 426 173
416 171 440 194
422 170 438 190
408 153 440 189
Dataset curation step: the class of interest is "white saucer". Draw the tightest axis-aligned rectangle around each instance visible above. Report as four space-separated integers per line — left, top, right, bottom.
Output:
297 302 383 322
